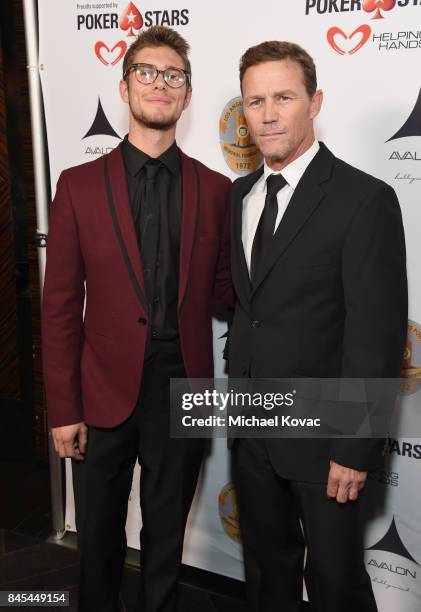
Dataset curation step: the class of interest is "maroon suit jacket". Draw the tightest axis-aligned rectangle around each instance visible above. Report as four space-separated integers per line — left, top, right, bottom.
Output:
42 143 232 428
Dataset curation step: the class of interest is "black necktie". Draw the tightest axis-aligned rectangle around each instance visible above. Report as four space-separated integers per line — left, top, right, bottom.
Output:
250 173 288 282
139 160 162 302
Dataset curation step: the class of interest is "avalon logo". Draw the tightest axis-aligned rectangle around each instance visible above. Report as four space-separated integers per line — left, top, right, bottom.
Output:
82 98 121 140
387 88 421 142
367 516 419 566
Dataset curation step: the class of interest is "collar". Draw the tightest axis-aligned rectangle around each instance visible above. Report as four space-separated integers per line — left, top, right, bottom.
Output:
262 139 320 191
121 134 181 177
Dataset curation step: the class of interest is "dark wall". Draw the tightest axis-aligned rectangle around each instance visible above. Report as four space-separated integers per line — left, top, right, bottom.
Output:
0 1 48 460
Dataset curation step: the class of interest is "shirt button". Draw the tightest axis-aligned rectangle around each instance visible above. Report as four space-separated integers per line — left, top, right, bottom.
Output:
152 329 158 338
138 317 147 326
251 320 261 328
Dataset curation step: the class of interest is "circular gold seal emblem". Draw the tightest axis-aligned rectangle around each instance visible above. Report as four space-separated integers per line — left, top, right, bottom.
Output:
401 320 421 395
218 482 240 542
219 96 262 176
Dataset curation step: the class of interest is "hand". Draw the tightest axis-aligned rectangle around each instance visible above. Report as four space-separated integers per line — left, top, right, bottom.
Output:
51 422 88 461
326 460 367 503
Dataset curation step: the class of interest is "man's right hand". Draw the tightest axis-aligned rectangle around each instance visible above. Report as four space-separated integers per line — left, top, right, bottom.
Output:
51 422 88 461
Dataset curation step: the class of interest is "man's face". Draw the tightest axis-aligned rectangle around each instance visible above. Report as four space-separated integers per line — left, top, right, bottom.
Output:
242 59 322 166
120 45 191 130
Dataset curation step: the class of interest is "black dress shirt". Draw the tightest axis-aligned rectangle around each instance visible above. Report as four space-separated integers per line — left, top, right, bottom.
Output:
121 135 182 347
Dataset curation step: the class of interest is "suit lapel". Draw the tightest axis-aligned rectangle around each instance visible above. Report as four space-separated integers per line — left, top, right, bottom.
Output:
105 145 148 311
178 152 199 310
232 166 263 312
252 143 335 294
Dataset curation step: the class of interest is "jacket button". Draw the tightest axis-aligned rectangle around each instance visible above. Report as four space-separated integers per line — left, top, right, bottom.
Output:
138 317 147 326
251 320 261 328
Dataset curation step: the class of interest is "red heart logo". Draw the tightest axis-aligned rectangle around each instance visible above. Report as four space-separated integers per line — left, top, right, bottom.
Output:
327 25 372 55
94 40 127 66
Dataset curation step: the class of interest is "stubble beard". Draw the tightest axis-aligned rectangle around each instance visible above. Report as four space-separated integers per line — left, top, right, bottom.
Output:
130 106 178 130
267 153 288 165
255 132 291 166
263 145 291 166
128 92 186 131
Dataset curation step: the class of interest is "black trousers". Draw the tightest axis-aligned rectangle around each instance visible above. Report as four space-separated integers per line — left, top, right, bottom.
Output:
232 438 378 612
72 345 205 612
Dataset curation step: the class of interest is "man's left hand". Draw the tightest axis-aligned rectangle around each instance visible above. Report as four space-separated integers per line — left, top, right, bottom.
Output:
326 460 367 503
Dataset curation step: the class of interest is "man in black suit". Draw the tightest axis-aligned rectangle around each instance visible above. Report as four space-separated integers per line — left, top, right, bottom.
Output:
229 41 407 612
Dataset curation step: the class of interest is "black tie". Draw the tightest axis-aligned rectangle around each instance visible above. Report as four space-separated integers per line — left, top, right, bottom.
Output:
250 173 288 282
139 159 162 302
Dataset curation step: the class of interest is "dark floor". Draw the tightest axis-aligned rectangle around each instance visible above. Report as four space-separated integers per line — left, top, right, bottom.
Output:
0 459 246 611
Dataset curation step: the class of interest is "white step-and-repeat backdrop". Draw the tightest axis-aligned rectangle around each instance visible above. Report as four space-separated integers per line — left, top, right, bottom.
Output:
38 2 421 609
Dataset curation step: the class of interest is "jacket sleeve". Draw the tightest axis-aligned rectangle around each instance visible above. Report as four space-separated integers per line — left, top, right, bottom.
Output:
330 183 408 471
42 171 86 428
213 176 235 311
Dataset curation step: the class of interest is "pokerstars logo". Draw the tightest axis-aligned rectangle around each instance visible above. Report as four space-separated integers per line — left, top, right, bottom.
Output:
385 438 421 460
305 0 398 19
304 1 421 56
306 0 417 18
76 2 190 66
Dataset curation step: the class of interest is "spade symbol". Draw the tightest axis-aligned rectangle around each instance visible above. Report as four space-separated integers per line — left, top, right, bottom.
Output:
119 2 143 37
362 0 396 20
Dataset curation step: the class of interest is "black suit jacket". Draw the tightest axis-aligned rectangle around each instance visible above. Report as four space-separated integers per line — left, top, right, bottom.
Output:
228 142 407 483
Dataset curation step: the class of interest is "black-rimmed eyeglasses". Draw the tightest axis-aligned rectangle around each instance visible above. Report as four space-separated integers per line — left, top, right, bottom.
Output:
124 63 190 88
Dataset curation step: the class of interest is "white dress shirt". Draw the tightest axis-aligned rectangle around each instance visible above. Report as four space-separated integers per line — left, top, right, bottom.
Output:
242 140 320 272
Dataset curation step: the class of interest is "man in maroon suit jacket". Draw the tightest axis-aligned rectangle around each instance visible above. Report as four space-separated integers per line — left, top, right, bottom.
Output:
42 27 232 612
